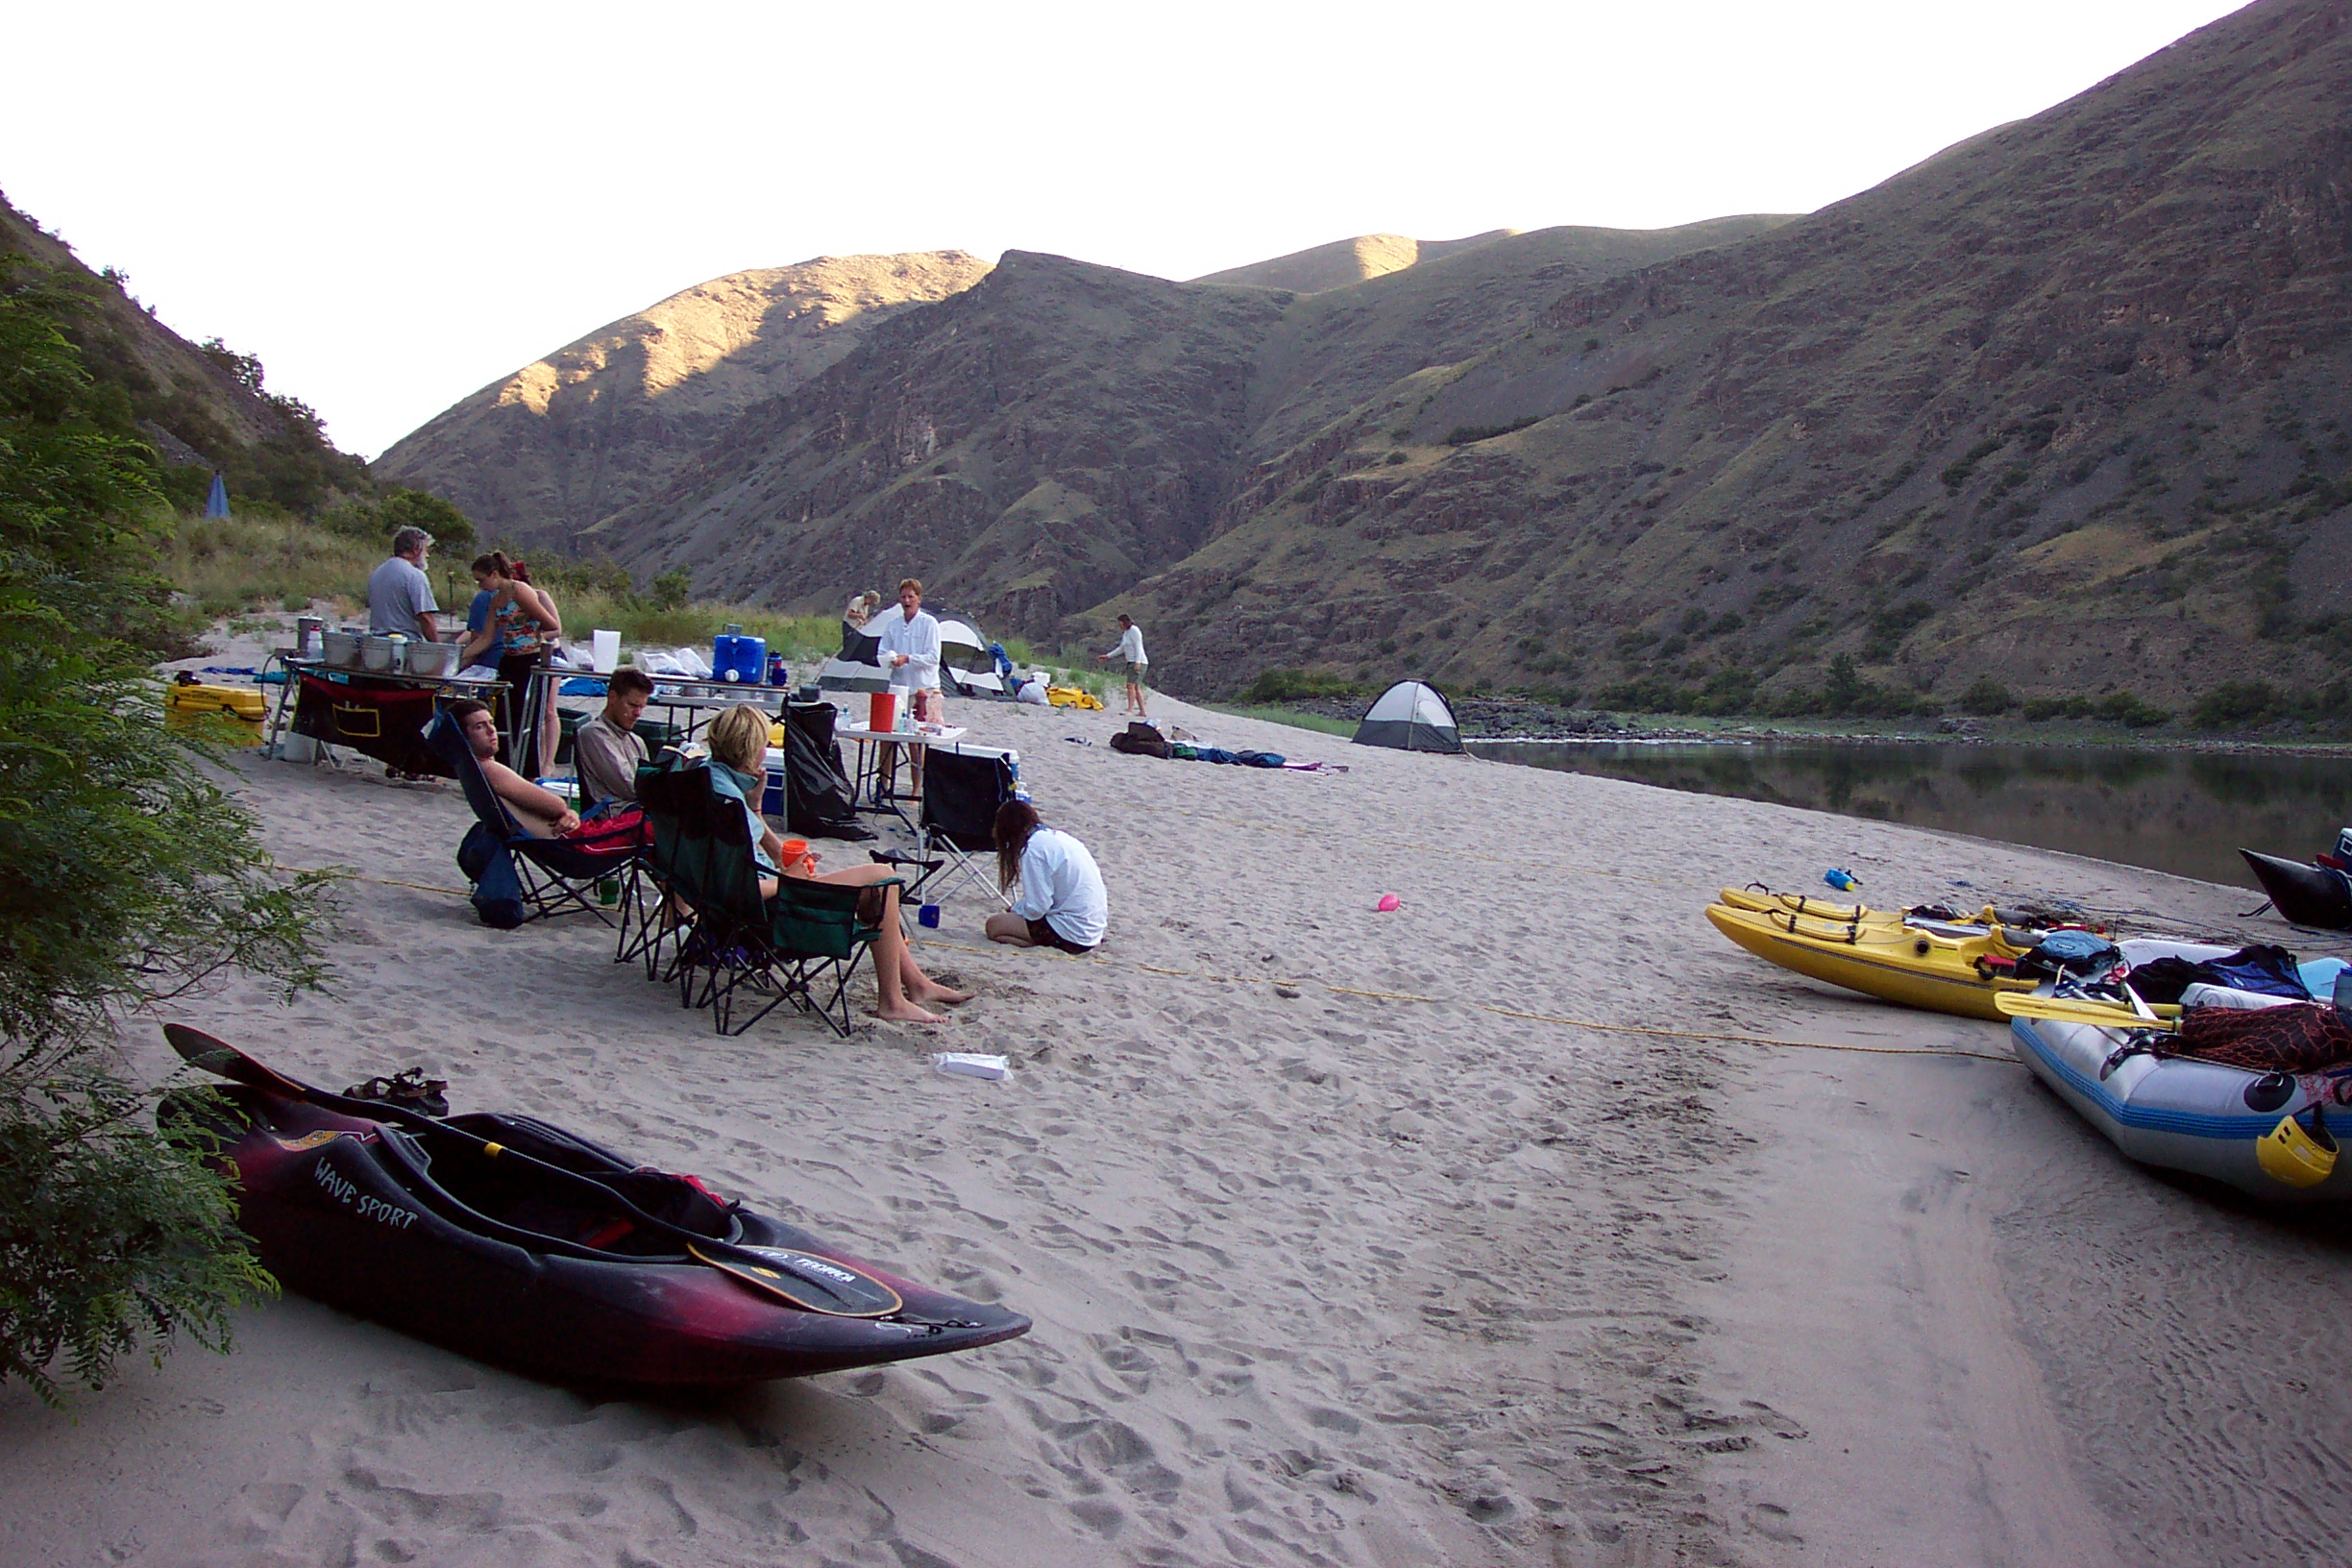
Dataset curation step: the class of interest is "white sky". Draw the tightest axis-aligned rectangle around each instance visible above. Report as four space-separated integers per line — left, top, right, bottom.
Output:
4 0 2249 459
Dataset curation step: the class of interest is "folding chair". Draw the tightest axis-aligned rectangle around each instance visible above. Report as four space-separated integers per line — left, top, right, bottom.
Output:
903 748 1016 910
614 756 698 979
670 763 898 1038
424 710 634 928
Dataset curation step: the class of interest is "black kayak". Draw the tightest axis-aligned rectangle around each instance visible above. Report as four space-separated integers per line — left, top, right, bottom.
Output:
165 1080 1030 1387
2242 848 2352 930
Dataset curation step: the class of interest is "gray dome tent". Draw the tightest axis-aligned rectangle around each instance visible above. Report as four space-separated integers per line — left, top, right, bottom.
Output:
1353 679 1461 752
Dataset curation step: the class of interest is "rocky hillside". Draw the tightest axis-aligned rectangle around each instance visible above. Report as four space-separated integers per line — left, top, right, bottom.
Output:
374 252 991 536
0 192 371 510
571 215 1791 630
1126 0 2351 713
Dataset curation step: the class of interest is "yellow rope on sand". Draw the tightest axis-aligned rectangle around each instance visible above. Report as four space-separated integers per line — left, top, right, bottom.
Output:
919 940 2018 1065
304 870 2012 1066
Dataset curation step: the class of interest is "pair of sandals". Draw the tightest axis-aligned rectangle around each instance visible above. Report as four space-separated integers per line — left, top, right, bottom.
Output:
343 1067 451 1117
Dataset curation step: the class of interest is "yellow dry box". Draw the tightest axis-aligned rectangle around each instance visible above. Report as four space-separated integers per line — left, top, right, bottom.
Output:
165 682 267 746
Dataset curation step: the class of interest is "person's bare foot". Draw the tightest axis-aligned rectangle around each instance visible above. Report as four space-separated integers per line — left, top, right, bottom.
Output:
919 982 973 1006
876 1000 947 1024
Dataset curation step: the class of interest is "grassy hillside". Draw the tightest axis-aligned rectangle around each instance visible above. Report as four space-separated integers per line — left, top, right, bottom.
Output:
0 192 372 514
1115 0 2352 727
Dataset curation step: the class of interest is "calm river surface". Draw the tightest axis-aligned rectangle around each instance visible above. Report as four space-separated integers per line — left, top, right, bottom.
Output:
1468 739 2352 888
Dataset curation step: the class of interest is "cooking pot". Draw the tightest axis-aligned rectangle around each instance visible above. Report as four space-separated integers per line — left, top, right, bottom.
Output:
405 640 459 678
321 629 360 667
360 634 400 673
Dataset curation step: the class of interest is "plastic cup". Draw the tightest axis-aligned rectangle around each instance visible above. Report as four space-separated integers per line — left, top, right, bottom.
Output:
591 629 620 674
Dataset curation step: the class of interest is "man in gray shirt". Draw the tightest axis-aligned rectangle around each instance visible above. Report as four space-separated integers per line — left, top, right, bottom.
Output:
366 526 440 640
573 667 654 806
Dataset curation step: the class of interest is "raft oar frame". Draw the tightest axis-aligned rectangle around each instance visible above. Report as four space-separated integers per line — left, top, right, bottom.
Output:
163 1023 904 1318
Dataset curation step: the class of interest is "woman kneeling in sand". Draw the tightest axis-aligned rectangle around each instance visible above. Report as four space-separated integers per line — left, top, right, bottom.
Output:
707 704 969 1024
984 800 1107 954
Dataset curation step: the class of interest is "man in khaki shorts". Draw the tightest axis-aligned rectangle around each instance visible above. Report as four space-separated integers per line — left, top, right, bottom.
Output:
1096 614 1148 718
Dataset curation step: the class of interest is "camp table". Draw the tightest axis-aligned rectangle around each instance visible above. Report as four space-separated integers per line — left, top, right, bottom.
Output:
263 653 509 772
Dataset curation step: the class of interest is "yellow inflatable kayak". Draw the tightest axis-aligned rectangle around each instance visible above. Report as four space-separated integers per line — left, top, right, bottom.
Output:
1704 887 2040 1020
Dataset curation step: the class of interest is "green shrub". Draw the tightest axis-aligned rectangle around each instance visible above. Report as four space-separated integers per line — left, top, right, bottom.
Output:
1 263 331 1407
1443 415 1539 446
1940 435 2008 493
2097 691 2171 728
1959 677 2017 715
2192 681 2280 729
648 568 692 611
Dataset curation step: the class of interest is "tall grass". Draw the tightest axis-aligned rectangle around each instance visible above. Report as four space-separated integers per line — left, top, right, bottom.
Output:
158 513 377 620
153 512 1114 692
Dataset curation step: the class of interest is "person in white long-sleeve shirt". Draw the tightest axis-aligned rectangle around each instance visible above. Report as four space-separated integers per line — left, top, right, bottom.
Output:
1095 614 1148 716
984 801 1107 953
872 576 944 790
873 577 943 698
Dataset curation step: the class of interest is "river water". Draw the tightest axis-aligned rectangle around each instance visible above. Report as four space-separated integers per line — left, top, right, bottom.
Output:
1467 739 2351 889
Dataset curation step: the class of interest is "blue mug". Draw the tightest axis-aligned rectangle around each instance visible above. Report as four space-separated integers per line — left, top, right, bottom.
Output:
918 903 941 929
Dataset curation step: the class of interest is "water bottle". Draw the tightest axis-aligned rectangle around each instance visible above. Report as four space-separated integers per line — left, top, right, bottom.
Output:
1825 868 1861 893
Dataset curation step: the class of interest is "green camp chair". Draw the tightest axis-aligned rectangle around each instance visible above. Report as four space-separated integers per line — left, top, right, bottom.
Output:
668 762 898 1038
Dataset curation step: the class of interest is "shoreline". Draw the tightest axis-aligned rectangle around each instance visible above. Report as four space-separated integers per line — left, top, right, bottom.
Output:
5 625 2349 1565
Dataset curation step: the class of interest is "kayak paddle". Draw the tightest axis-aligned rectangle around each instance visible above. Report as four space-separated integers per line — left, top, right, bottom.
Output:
163 1024 903 1318
1995 993 2182 1029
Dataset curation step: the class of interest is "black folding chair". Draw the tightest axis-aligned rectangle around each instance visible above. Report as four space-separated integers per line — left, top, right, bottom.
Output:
425 710 633 927
614 756 698 979
904 748 1016 910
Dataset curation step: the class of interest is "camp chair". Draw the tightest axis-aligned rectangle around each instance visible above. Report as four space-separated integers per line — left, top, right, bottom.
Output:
613 755 701 980
425 710 633 929
901 748 1016 910
669 762 900 1038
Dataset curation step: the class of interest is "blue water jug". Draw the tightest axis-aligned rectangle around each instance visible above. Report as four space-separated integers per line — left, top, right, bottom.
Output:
712 625 767 685
1825 868 1861 893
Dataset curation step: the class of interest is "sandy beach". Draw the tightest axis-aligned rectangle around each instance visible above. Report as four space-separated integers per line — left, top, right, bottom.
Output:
4 659 2346 1567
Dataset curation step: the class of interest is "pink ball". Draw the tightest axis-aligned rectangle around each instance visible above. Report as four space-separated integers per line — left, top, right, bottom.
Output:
1377 894 1401 913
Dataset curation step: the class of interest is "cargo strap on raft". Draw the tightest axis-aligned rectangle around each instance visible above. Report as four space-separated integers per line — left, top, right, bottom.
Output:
1768 907 1863 944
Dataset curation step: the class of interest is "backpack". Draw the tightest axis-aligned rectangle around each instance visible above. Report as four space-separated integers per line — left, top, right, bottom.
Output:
1109 722 1169 759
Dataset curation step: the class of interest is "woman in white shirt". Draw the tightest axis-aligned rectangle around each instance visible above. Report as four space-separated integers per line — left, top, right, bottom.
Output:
984 801 1107 954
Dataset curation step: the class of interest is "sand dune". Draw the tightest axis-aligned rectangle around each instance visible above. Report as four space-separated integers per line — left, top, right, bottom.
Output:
2 652 2344 1564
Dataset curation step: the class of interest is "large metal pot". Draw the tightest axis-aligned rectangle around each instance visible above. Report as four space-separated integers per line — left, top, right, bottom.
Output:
405 640 458 678
321 628 360 667
360 634 400 673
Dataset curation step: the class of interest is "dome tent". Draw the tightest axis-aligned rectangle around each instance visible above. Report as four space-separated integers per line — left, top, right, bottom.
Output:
1353 679 1461 752
817 604 1006 697
937 615 1006 698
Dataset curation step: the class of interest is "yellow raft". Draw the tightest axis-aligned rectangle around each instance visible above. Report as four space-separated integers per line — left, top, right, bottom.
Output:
1703 886 2040 1020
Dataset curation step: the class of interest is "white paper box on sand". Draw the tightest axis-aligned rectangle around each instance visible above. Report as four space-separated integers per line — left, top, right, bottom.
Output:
591 629 621 674
933 1053 1009 1081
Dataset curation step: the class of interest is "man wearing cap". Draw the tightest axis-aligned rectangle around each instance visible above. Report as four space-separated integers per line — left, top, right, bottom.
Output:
367 526 440 641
